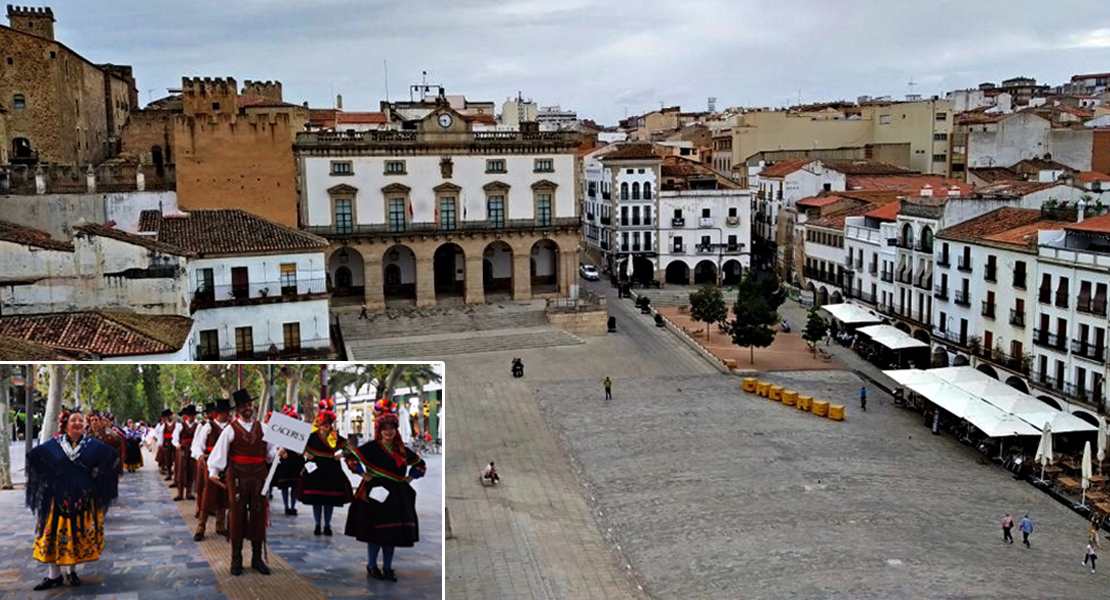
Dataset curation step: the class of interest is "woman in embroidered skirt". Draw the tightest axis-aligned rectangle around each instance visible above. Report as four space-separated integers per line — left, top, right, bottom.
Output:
273 406 306 516
122 419 144 472
296 399 352 535
26 409 120 590
345 408 426 582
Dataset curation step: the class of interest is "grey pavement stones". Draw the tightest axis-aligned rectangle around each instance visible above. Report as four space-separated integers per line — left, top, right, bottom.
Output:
349 328 584 361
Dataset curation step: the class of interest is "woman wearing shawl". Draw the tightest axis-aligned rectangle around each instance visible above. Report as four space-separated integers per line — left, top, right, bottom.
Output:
122 420 144 472
345 406 426 582
295 398 352 535
26 409 120 590
273 405 306 516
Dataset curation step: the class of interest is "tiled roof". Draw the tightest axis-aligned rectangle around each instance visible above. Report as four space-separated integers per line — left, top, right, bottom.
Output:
1066 213 1110 234
0 336 64 361
1077 171 1110 183
659 155 742 188
0 221 74 251
847 175 972 195
985 221 1066 246
336 112 388 124
969 167 1021 183
796 194 844 208
809 205 873 230
238 94 301 109
864 201 902 221
976 181 1061 196
74 223 195 256
758 159 813 178
0 312 193 358
600 143 659 161
936 208 1054 247
138 209 329 255
824 160 915 176
1012 158 1073 172
462 113 497 125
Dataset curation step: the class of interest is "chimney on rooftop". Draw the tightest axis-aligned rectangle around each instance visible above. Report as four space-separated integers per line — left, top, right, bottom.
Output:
947 187 960 197
1077 198 1087 223
336 94 343 110
920 184 933 197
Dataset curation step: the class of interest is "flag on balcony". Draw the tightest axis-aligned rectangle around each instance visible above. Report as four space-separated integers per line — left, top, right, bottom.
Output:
408 202 414 220
463 200 468 219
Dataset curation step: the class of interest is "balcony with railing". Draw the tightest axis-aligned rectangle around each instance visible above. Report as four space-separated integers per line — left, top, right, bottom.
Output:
698 217 714 228
672 218 686 228
914 272 932 290
881 270 894 283
954 290 970 307
1038 286 1051 304
981 301 995 318
305 217 580 237
196 338 334 361
1013 272 1026 289
984 264 996 282
976 347 1031 375
897 237 914 250
932 326 968 348
1077 298 1109 317
1032 329 1067 351
1071 340 1107 364
936 253 950 267
804 267 842 287
1055 291 1069 309
915 240 934 254
897 268 913 284
855 291 877 305
600 215 612 225
190 278 328 312
868 263 878 275
957 256 972 272
1009 309 1025 327
934 284 949 300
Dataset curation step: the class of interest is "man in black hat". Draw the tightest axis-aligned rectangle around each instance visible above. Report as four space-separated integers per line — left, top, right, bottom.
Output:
173 405 199 501
154 409 176 481
208 389 278 575
191 402 217 518
194 398 232 539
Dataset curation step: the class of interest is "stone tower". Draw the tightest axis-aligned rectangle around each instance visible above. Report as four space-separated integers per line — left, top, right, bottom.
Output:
181 77 239 117
6 5 55 40
242 80 283 103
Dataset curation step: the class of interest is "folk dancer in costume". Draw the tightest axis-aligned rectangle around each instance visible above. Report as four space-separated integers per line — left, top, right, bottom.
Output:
190 402 216 518
26 409 120 590
88 412 125 478
295 398 353 536
122 419 144 472
193 399 232 540
154 409 176 481
208 389 278 576
173 405 199 501
345 407 427 582
272 405 305 516
107 415 129 470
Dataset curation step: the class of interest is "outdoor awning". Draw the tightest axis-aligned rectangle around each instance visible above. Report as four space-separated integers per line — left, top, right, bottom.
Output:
820 303 884 325
901 380 1041 437
857 324 929 350
929 367 1097 433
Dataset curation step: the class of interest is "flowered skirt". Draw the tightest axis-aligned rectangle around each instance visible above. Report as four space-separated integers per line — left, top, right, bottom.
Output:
124 439 143 470
32 502 105 565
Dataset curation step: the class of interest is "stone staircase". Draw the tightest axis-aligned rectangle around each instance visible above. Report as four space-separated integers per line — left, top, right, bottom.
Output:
338 300 551 341
348 328 584 360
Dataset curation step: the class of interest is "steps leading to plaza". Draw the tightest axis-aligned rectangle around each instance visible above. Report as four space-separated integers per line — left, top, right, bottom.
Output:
338 301 550 340
348 328 584 360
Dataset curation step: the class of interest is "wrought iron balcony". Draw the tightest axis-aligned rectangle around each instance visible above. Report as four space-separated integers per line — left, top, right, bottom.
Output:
897 269 913 284
1077 298 1108 317
672 245 685 254
672 218 686 227
1009 309 1025 327
190 278 328 312
881 271 894 283
936 254 950 267
1055 292 1069 309
1071 340 1107 364
915 241 934 254
196 338 333 361
304 217 580 237
954 290 971 306
981 301 995 318
957 256 972 272
868 263 878 275
934 285 949 300
984 265 996 282
932 326 968 348
1032 329 1067 351
914 273 932 290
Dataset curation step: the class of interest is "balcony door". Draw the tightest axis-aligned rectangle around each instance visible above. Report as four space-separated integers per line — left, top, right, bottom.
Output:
231 267 249 299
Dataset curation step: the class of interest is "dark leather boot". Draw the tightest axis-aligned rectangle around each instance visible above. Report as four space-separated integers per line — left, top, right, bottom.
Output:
230 540 244 576
194 512 209 541
251 541 271 575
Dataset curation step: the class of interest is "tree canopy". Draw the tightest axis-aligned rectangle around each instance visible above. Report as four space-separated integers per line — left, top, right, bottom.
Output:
728 271 779 364
688 284 728 341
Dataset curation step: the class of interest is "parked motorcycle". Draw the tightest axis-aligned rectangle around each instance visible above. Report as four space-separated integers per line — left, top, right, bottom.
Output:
511 358 524 378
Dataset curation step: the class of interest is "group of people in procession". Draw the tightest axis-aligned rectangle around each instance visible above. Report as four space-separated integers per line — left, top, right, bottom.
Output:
24 388 429 590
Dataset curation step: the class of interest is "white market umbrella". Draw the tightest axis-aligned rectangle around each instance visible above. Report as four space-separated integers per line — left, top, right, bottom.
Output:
1098 417 1108 475
1035 422 1054 485
1081 441 1093 508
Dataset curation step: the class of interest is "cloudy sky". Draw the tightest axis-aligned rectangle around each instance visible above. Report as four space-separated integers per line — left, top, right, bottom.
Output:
37 0 1110 124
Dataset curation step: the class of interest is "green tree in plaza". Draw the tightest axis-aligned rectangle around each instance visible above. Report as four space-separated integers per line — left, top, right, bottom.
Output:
754 269 787 312
688 283 728 341
728 270 779 364
802 307 829 349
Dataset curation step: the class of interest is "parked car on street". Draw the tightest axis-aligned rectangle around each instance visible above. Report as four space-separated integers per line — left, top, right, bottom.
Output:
579 264 600 280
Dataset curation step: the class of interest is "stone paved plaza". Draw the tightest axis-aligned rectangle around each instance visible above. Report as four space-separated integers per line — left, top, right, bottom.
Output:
447 289 1110 599
0 444 442 600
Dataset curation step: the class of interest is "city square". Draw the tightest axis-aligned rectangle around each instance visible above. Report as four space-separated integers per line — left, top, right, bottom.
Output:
446 286 1110 599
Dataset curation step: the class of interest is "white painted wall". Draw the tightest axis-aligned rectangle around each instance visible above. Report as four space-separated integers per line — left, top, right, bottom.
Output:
657 189 752 272
191 299 332 356
187 253 328 298
302 154 577 227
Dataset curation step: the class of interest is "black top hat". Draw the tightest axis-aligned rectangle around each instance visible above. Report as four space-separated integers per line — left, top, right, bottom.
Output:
231 389 256 408
204 402 216 414
214 397 233 413
180 405 197 416
161 409 173 418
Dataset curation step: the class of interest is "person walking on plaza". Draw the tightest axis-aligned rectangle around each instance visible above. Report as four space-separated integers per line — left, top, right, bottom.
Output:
1001 513 1014 544
173 405 199 501
604 377 612 401
297 399 353 536
273 406 306 516
26 409 120 590
1085 542 1098 572
1089 522 1102 548
155 409 177 482
208 389 278 576
193 399 232 540
1020 514 1033 548
359 303 369 320
859 386 867 412
345 406 427 582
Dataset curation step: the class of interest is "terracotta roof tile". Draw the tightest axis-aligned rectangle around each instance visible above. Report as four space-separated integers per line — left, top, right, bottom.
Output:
336 112 388 124
0 221 74 251
1066 213 1110 233
824 160 915 176
976 181 1062 196
462 113 497 125
846 175 972 195
969 167 1021 183
0 336 64 360
1012 158 1073 172
864 201 902 221
138 209 328 255
1077 171 1110 183
936 208 1064 247
74 222 195 256
0 312 193 358
796 194 844 208
600 143 659 161
758 159 812 178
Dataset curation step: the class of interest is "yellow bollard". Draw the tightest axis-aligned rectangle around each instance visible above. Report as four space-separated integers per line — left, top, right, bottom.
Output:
769 385 783 401
812 400 829 417
828 404 845 421
782 390 798 407
742 378 758 393
797 396 813 411
756 382 770 398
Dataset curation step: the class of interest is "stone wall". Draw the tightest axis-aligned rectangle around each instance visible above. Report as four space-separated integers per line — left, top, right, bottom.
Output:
0 189 179 239
0 163 175 195
120 109 176 164
174 111 300 226
546 305 607 335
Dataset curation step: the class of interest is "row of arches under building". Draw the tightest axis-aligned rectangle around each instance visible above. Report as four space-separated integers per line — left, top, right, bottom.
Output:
328 240 561 304
617 258 746 285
